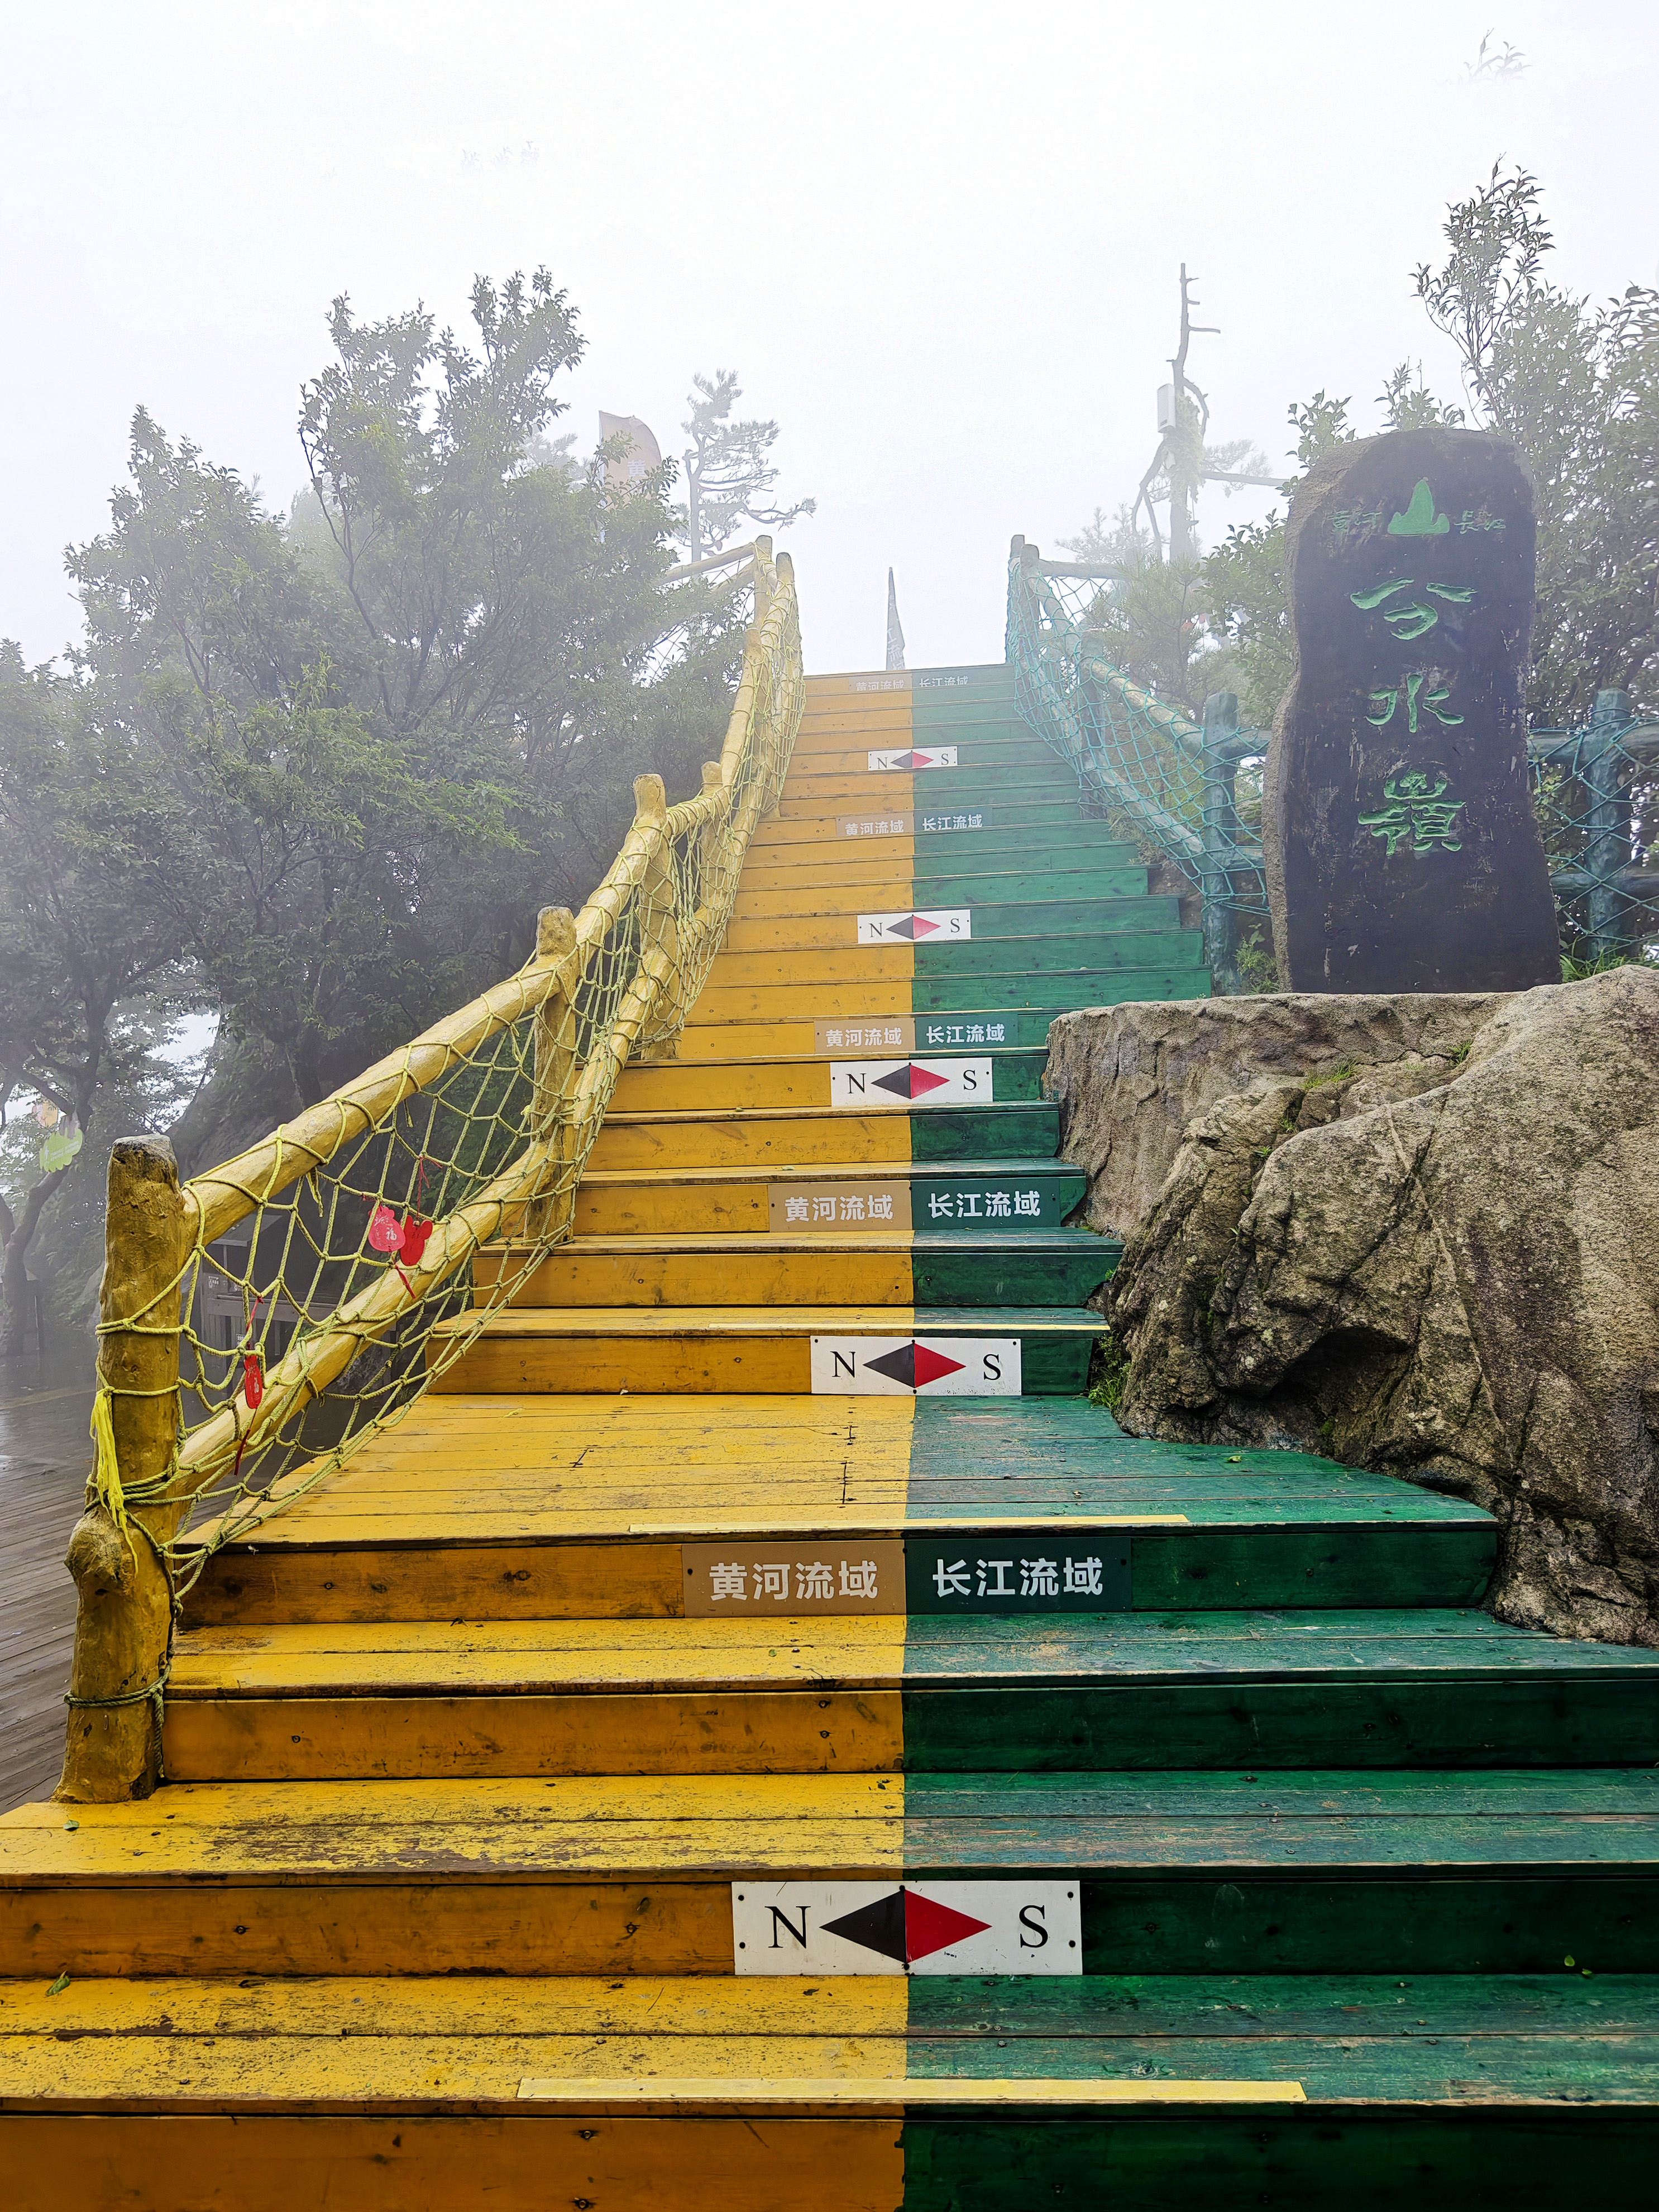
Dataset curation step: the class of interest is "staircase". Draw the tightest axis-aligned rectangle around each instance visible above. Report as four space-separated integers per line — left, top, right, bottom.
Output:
5 662 1658 2208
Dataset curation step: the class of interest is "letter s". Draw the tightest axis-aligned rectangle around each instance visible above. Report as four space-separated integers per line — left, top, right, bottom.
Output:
1018 1904 1049 1948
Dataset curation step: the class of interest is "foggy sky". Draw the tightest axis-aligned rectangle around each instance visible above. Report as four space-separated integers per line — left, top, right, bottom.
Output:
3 1 1655 680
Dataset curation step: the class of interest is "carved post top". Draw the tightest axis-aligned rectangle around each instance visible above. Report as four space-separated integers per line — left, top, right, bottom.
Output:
633 773 668 824
536 905 577 959
701 761 723 791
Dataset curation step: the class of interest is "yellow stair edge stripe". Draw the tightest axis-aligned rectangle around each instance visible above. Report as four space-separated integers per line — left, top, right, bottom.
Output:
516 2076 1308 2111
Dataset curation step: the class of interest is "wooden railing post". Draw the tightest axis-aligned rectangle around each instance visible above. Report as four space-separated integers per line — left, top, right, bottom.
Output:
527 905 578 1241
632 773 686 1062
57 1136 189 1802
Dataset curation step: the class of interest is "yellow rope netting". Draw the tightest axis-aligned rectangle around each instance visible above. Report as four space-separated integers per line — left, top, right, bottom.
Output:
95 554 802 1600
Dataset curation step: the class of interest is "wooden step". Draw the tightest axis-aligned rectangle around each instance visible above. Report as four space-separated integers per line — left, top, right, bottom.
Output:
476 1230 1112 1310
729 863 1150 919
7 1974 1651 2209
572 1160 1090 1237
609 1052 1046 1115
428 1306 1101 1394
670 1014 1079 1062
8 1770 1657 1980
719 900 1180 953
695 967 1208 1023
159 1609 1659 1782
176 1399 1498 1623
584 1103 1060 1173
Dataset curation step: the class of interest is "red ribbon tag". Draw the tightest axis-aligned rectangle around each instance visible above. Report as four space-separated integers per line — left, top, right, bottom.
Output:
242 1352 265 1410
399 1216 433 1267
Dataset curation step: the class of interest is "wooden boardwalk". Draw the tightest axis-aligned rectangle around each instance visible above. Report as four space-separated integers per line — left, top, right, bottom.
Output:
0 1364 92 1814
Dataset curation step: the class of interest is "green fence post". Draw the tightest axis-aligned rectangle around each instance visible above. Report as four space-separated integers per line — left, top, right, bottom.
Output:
1201 692 1242 995
1585 688 1633 965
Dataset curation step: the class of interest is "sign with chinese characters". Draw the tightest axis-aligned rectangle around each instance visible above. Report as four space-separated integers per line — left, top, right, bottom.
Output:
829 1059 991 1109
918 1182 1044 1225
918 1015 1013 1050
769 1182 913 1232
857 909 971 944
732 1880 1082 1976
814 1017 914 1054
835 812 914 839
907 1537 1132 1613
683 1540 906 1617
868 746 957 772
917 808 992 835
810 1336 1022 1394
849 674 911 694
1265 426 1559 992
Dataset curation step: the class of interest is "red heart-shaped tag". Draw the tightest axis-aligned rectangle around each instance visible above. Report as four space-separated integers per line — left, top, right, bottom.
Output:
367 1203 403 1253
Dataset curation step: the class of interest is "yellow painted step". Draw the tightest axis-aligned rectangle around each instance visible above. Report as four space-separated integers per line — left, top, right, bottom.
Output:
739 853 924 898
702 945 912 988
477 1234 914 1307
729 887 910 928
673 1017 889 1064
732 862 916 905
610 1059 844 1113
747 810 912 851
723 914 918 953
575 1162 906 1235
162 1616 909 1779
586 1111 912 1174
0 1775 905 1980
691 981 915 1025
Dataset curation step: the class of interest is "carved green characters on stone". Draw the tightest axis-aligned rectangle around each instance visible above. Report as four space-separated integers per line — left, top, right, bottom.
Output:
1358 771 1467 856
1264 424 1559 991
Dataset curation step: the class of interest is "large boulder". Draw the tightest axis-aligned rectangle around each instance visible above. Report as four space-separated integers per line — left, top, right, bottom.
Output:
1091 972 1659 1645
1046 991 1508 1236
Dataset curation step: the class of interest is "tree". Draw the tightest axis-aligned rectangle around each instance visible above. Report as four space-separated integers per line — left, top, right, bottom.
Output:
681 370 814 560
0 646 190 1350
1 269 751 1330
1412 165 1659 723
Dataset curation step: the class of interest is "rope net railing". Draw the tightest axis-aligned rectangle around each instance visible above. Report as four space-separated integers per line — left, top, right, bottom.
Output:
63 546 802 1799
1007 537 1659 983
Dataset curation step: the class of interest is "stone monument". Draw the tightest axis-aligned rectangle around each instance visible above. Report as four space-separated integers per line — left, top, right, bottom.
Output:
1264 426 1561 992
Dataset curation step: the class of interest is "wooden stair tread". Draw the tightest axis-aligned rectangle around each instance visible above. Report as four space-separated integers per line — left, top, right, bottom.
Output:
8 1771 1659 1884
434 1306 1105 1338
166 1610 1659 1698
13 1973 1652 2114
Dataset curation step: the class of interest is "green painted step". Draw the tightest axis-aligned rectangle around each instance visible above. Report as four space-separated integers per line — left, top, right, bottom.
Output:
902 1767 1659 1973
909 1104 1059 1159
915 930 1202 976
897 1609 1659 1768
902 2117 1655 2210
907 1402 1496 1608
912 866 1150 904
915 965 1211 1011
915 1011 1080 1050
913 826 1137 868
903 1975 1659 2207
908 1307 1100 1394
927 896 1180 937
910 1229 1113 1309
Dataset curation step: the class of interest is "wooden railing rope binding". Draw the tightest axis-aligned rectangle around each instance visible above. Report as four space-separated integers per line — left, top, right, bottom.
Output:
56 543 804 1803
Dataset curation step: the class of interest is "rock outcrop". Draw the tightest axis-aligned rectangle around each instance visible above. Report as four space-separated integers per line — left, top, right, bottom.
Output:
1046 991 1508 1236
1068 974 1659 1645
